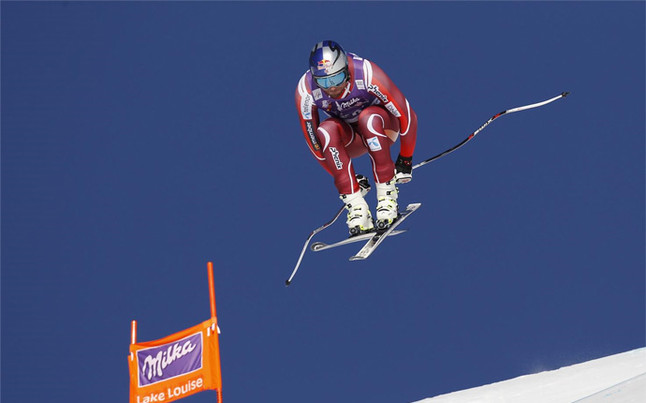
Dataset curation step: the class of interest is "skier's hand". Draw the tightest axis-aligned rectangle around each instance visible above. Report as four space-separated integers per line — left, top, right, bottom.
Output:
395 154 413 184
356 174 371 196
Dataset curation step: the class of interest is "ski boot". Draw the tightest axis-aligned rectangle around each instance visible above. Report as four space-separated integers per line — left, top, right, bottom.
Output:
375 178 399 231
340 191 375 236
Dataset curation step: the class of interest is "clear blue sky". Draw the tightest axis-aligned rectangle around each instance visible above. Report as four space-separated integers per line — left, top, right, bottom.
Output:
2 2 644 403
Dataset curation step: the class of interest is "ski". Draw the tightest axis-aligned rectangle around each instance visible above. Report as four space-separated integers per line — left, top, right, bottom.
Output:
311 229 407 252
350 202 421 261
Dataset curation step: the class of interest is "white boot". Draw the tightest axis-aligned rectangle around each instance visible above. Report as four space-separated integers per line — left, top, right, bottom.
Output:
340 191 375 236
375 178 399 230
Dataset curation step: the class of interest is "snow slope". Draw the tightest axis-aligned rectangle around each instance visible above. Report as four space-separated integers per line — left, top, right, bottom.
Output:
414 348 645 403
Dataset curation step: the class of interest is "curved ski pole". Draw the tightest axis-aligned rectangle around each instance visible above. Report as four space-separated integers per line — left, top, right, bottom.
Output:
412 92 570 170
286 205 345 286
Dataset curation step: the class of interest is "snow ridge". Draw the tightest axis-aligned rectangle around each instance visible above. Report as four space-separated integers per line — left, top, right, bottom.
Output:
415 348 645 403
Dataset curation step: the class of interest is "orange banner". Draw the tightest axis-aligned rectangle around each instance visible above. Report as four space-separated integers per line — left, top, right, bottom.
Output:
128 318 222 403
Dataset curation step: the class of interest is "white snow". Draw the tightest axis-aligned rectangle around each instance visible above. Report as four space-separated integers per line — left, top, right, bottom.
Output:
414 348 645 403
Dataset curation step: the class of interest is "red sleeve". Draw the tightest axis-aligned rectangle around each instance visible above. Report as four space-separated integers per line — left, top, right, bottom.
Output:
364 60 418 158
295 73 333 174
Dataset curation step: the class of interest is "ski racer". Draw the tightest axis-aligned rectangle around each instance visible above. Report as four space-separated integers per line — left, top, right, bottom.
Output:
295 40 418 236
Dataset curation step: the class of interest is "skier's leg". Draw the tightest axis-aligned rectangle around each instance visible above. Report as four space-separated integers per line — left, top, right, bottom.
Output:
356 106 400 229
317 118 374 235
316 118 360 194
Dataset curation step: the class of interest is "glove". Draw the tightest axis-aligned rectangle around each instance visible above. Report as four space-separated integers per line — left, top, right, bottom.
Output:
356 174 371 196
394 154 413 184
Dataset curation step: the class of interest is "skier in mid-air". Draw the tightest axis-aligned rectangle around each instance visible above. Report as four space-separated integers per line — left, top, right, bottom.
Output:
295 40 419 236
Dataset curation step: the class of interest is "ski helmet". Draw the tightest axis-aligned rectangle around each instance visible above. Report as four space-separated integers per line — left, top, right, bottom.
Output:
309 40 349 84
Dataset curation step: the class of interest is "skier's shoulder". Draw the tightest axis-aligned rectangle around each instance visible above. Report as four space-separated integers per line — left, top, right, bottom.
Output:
346 51 384 69
347 51 367 63
347 52 371 72
348 54 391 89
297 70 314 97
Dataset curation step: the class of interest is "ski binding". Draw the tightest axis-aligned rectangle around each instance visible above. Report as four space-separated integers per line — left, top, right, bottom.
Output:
349 202 421 261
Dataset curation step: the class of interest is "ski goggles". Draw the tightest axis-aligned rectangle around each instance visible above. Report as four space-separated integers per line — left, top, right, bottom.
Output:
314 69 348 89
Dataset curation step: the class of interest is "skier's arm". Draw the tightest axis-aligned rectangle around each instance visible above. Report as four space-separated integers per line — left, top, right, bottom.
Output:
364 60 418 159
295 74 333 175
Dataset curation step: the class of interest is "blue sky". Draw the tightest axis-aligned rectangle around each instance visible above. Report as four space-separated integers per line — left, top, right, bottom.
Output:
2 2 644 403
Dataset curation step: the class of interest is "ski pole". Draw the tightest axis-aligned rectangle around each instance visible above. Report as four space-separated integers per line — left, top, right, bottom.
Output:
286 92 569 286
285 205 345 286
412 92 570 170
